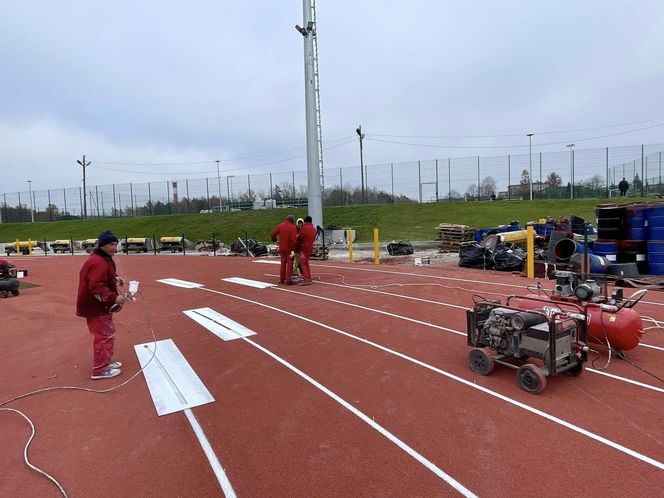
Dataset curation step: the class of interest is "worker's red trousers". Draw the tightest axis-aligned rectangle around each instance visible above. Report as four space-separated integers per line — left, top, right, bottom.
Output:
299 251 312 282
87 314 116 375
280 253 294 282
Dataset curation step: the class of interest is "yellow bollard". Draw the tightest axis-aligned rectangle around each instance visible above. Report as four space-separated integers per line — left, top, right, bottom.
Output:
15 239 19 255
347 229 353 263
526 226 534 279
373 228 380 265
28 238 33 256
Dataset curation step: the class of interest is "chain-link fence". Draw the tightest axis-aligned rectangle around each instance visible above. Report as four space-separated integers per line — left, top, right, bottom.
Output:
2 143 663 223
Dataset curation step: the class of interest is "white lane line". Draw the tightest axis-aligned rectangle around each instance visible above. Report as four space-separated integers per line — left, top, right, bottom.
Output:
639 342 664 352
264 273 468 310
315 263 664 309
268 273 664 359
192 318 476 497
270 285 465 337
197 286 664 471
184 408 237 498
587 368 664 394
253 260 281 265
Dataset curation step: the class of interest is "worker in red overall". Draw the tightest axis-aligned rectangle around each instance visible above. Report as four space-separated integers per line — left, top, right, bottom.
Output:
271 215 298 284
76 231 130 379
296 215 318 286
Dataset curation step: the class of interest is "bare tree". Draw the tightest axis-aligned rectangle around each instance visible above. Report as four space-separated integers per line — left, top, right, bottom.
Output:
479 176 497 197
545 171 562 187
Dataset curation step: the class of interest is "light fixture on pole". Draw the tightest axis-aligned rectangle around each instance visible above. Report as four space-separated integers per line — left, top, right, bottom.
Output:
566 144 575 199
27 180 35 223
215 160 222 212
527 133 534 200
76 155 91 219
356 125 365 204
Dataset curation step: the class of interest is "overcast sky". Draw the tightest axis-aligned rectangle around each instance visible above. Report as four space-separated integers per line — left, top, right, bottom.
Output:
1 1 663 195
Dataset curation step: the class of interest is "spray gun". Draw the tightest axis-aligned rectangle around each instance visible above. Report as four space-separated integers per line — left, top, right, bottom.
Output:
128 280 139 301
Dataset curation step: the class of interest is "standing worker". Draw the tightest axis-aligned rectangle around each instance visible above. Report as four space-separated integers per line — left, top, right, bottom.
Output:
292 217 305 281
271 215 298 285
296 216 318 286
76 230 131 379
618 177 629 196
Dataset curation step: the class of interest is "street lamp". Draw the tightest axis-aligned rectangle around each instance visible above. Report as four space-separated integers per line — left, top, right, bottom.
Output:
566 144 575 199
27 180 35 222
527 133 534 200
226 175 234 209
356 125 365 204
215 160 222 212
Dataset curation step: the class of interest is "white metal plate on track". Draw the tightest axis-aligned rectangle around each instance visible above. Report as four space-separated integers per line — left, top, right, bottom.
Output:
156 278 204 289
134 339 214 416
184 307 257 341
253 260 280 265
222 277 275 289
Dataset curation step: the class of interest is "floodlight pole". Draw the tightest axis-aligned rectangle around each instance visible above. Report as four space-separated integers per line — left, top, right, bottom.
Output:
566 144 575 199
216 160 222 211
27 180 35 222
77 155 91 219
527 133 534 200
357 125 365 203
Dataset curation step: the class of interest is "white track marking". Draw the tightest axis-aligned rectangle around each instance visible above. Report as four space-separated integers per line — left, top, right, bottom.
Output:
184 408 237 498
639 342 664 352
191 314 477 497
223 277 275 288
157 278 204 288
586 369 664 393
184 308 257 341
253 260 281 265
196 285 664 471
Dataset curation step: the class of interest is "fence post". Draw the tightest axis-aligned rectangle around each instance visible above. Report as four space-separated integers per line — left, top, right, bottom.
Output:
642 144 645 196
539 152 542 198
213 232 217 256
206 178 210 210
130 183 135 216
78 188 82 219
418 160 422 203
269 173 273 201
112 184 116 217
186 179 190 214
340 168 344 205
248 174 252 200
148 183 152 215
605 148 609 198
167 180 171 214
182 233 186 255
435 159 439 201
508 154 511 200
448 158 451 201
292 171 296 200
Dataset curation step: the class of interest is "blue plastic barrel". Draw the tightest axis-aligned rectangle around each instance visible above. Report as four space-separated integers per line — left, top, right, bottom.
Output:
592 240 618 263
647 240 664 274
569 253 610 274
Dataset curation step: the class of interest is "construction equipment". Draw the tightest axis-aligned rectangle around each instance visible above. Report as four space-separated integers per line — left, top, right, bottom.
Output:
51 240 72 253
121 237 152 253
0 259 19 298
467 297 588 394
82 239 98 253
159 236 184 253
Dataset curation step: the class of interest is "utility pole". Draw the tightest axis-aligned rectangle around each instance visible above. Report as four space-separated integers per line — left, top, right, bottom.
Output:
527 133 534 200
27 180 35 222
356 125 365 203
566 144 575 199
295 0 323 227
77 155 91 219
215 160 222 211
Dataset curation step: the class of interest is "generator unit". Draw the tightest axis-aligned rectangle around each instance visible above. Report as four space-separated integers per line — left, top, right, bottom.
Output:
467 300 588 394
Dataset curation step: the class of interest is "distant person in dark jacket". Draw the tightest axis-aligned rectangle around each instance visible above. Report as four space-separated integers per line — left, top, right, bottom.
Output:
619 178 629 196
270 215 298 284
77 231 130 380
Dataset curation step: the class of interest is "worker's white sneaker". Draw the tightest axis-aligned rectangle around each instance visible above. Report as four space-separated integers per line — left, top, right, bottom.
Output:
108 361 122 369
91 368 121 380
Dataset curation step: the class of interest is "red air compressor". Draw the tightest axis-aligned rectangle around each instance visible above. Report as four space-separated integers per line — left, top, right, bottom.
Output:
509 271 646 352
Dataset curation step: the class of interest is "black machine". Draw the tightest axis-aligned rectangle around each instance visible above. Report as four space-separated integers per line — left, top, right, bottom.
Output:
466 298 588 394
0 261 19 298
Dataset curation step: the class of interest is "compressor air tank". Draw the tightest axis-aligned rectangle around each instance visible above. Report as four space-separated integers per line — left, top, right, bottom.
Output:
510 295 644 351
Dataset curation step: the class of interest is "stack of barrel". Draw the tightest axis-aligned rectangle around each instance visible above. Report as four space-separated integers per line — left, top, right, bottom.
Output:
593 203 657 276
646 203 664 274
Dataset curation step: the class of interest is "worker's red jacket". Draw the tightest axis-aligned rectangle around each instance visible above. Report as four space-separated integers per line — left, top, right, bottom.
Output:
296 222 317 255
271 220 298 253
76 250 119 317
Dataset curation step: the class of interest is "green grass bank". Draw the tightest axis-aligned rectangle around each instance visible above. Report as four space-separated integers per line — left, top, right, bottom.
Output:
0 198 655 244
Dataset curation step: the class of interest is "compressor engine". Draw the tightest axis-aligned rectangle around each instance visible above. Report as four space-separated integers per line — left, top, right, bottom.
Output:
467 300 587 393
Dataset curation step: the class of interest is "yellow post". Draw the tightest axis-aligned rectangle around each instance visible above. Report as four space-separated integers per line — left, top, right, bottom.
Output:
526 225 534 278
373 227 380 265
347 229 353 263
15 239 19 255
28 238 33 255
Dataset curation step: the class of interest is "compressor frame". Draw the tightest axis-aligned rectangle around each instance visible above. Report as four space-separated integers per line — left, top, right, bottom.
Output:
466 298 588 394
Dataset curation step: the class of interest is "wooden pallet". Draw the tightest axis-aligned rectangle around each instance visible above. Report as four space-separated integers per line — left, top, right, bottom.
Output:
436 223 475 242
439 240 476 253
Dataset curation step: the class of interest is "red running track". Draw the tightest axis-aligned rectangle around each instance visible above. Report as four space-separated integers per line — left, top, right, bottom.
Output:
1 254 663 497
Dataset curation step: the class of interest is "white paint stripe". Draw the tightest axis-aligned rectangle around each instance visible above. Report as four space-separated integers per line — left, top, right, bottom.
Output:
253 259 281 265
197 286 664 471
587 368 664 394
184 408 237 498
223 277 275 288
134 339 214 416
184 308 257 341
272 286 466 337
639 342 664 352
240 335 477 497
157 278 204 288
